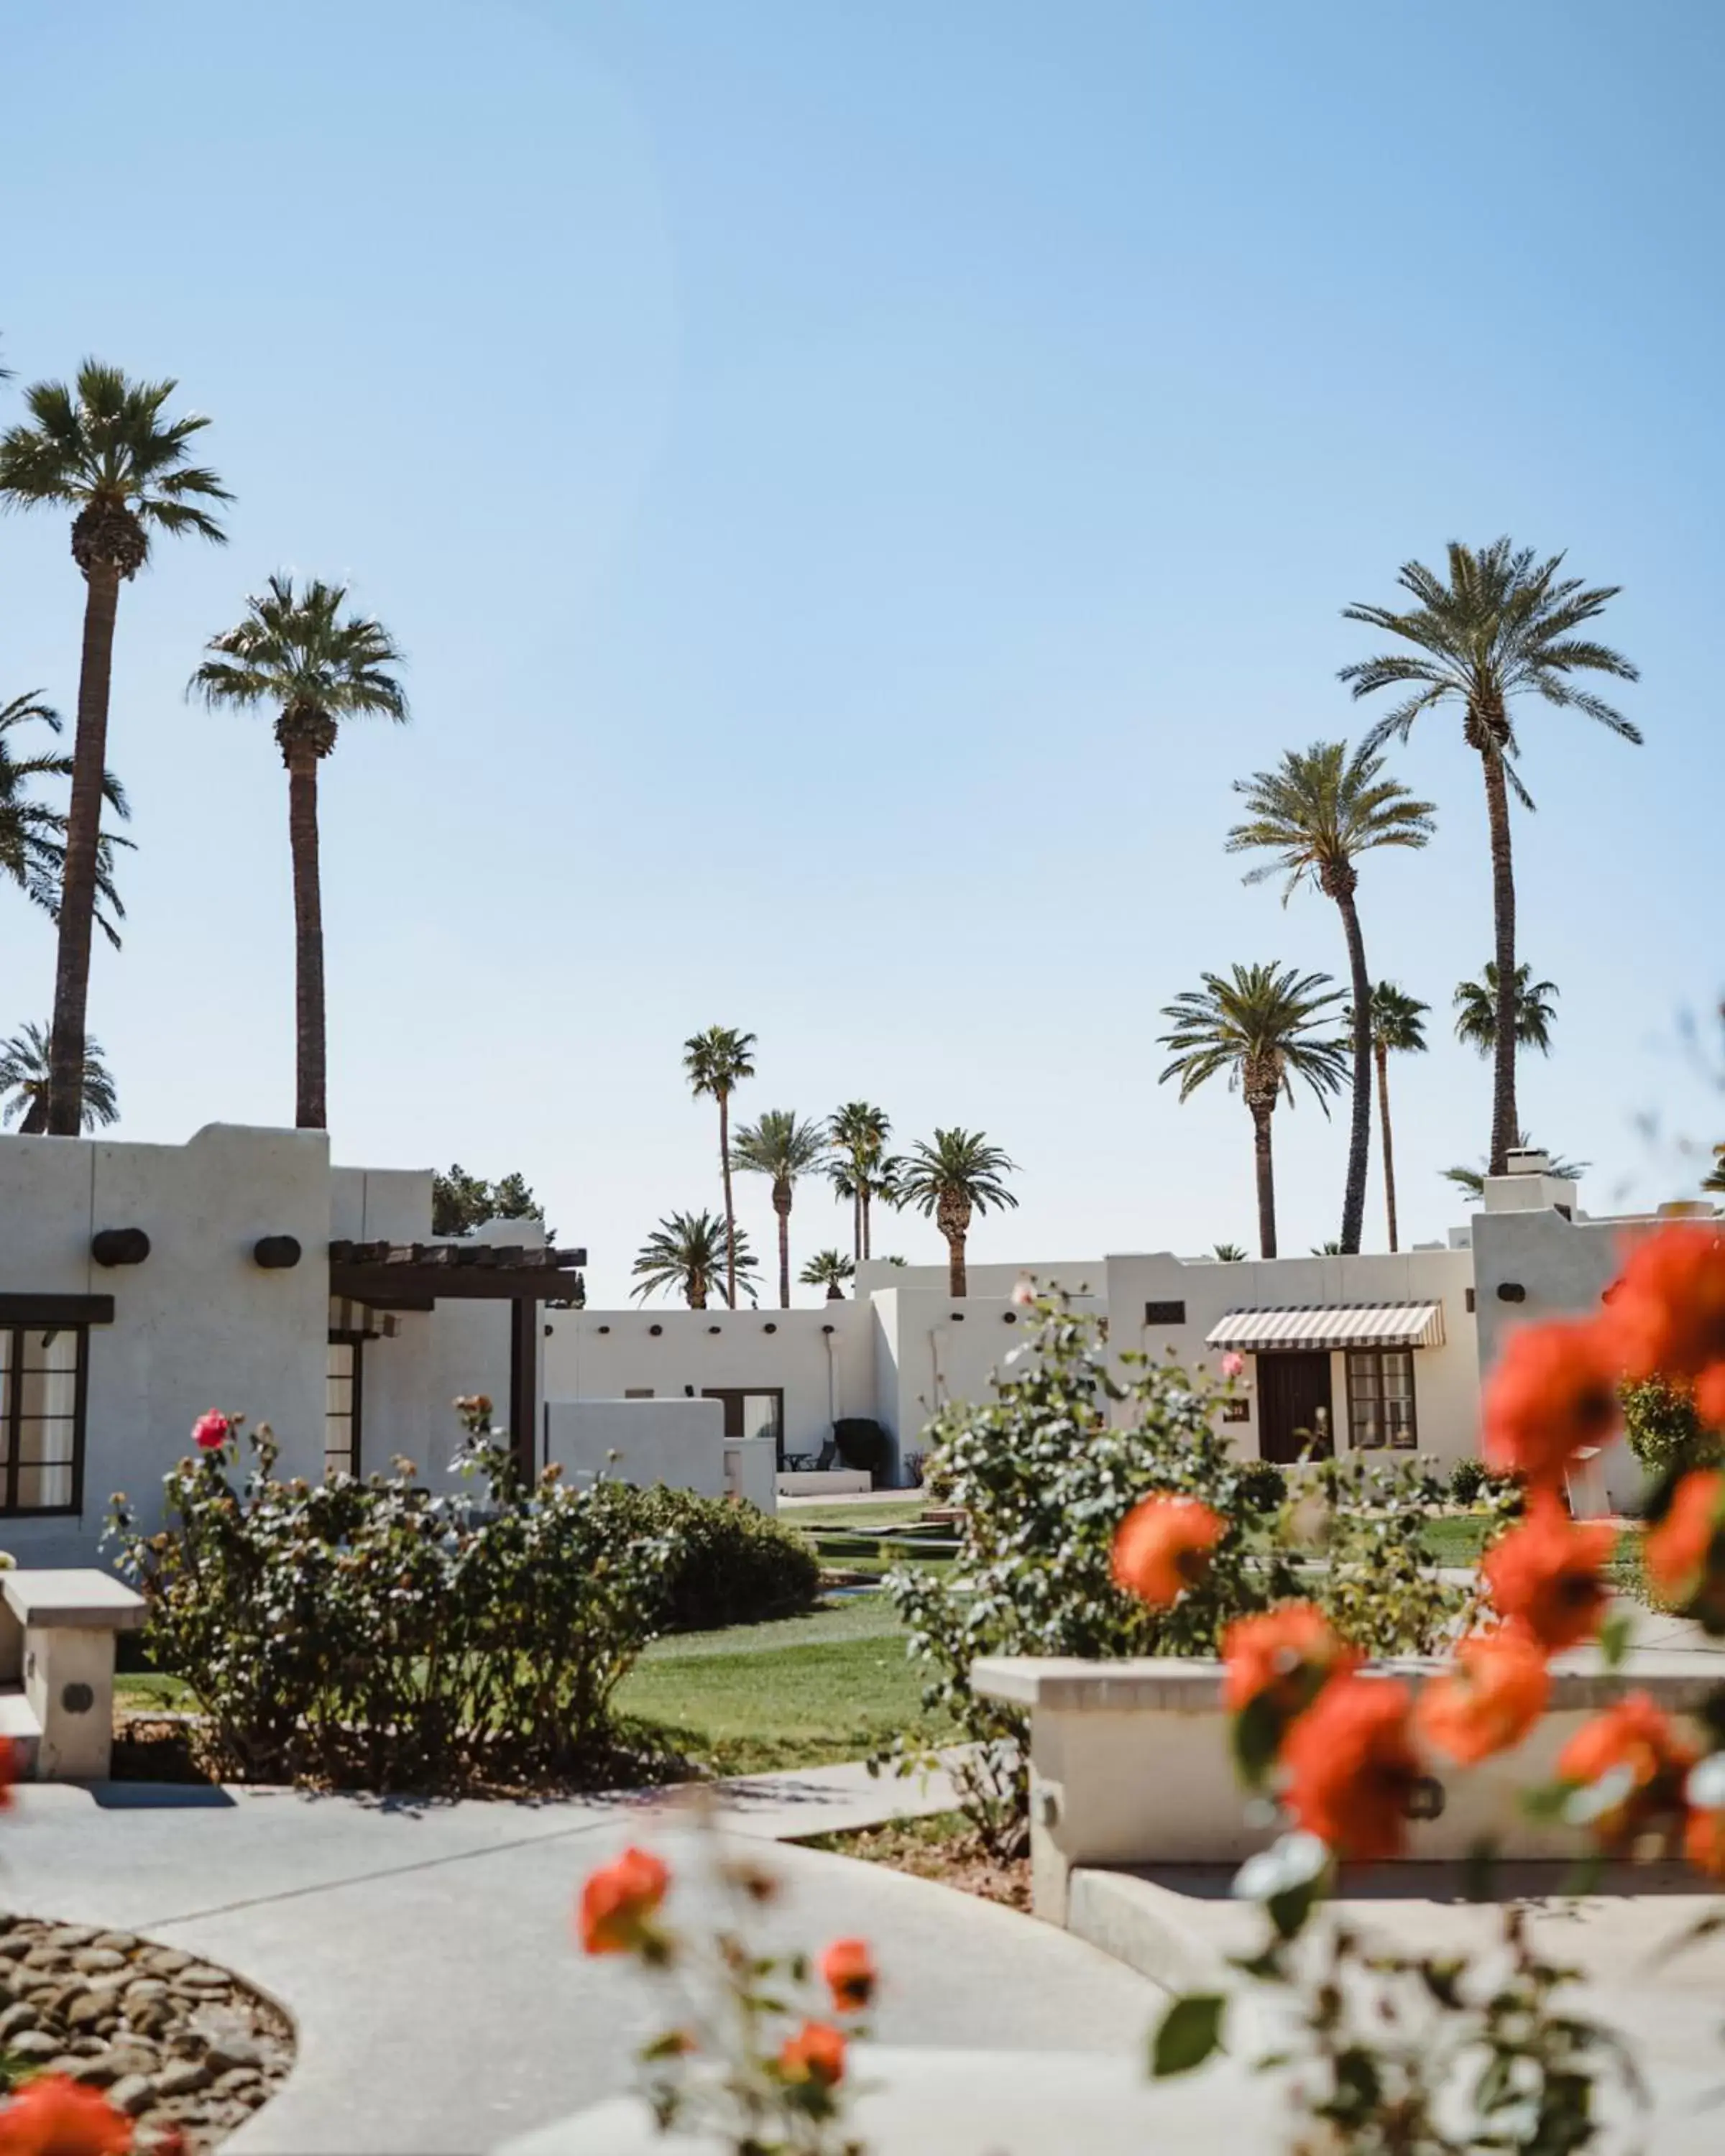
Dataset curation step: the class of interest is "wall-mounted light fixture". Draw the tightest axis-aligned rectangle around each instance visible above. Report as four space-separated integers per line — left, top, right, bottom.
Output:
708 1325 721 1335
649 1323 663 1336
822 1323 835 1336
1003 1311 1017 1325
597 1324 611 1335
1496 1282 1527 1304
763 1322 778 1334
252 1235 301 1269
950 1312 965 1322
91 1228 150 1267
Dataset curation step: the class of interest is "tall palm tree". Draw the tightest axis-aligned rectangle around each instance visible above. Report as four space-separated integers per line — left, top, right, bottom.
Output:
894 1128 1018 1299
189 576 407 1130
1442 1138 1586 1203
1340 540 1639 1175
1158 964 1349 1260
826 1102 898 1261
732 1110 827 1309
0 362 229 1133
683 1026 757 1309
630 1210 760 1309
0 1022 117 1133
1358 982 1429 1253
1226 741 1435 1253
1212 1243 1247 1262
799 1248 856 1299
1453 963 1559 1059
0 693 132 944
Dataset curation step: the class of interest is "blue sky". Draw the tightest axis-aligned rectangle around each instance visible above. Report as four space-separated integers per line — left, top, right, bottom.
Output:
2 0 1721 1302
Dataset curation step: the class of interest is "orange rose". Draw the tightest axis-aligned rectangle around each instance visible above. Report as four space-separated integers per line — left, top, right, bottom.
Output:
819 1937 877 2013
576 1846 670 1955
1645 1469 1725 1623
1417 1631 1550 1766
1555 1692 1698 1849
1606 1224 1725 1383
1111 1496 1224 1607
1481 1493 1616 1651
778 2019 847 2088
1222 1603 1356 1718
1280 1674 1422 1862
1481 1321 1621 1490
0 2076 132 2156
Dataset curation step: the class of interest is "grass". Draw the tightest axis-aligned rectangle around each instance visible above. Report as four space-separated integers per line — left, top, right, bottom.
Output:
1420 1515 1497 1567
784 1501 934 1534
617 1605 947 1776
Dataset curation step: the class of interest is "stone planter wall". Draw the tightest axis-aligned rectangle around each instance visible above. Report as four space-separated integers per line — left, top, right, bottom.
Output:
970 1651 1718 1922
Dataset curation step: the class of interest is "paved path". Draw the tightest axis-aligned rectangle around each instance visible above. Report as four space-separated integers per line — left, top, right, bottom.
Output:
5 1767 1156 2156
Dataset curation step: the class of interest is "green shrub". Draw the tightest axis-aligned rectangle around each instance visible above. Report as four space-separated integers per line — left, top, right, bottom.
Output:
1236 1462 1287 1511
882 1293 1468 1858
1621 1376 1722 1481
1450 1457 1487 1504
833 1418 890 1483
599 1484 820 1631
110 1409 668 1789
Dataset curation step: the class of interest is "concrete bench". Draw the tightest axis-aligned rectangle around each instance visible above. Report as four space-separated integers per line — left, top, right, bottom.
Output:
972 1650 1725 1922
0 1570 147 1781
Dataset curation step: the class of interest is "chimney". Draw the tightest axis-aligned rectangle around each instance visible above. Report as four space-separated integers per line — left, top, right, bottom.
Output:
1505 1148 1550 1176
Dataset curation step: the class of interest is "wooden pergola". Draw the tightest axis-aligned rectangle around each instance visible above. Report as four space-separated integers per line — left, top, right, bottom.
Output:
327 1240 588 1480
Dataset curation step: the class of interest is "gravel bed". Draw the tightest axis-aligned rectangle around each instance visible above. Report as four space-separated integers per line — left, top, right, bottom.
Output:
0 1911 293 2150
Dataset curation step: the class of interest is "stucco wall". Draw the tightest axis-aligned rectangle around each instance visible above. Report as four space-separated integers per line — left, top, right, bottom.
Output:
543 1304 871 1468
1103 1248 1481 1462
546 1397 730 1496
854 1258 1106 1299
0 1123 331 1562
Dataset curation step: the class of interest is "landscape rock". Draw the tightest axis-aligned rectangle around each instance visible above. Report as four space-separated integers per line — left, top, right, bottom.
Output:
107 2075 155 2117
0 2001 38 2039
9 2031 62 2061
152 2058 212 2099
72 1948 128 1974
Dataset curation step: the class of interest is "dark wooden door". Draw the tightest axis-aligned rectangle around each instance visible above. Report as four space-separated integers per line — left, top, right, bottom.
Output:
1257 1351 1334 1463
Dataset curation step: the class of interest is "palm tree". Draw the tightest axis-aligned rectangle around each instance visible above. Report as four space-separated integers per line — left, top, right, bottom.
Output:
631 1210 760 1309
826 1102 898 1261
0 1023 117 1133
1442 1136 1587 1202
732 1110 827 1309
0 693 132 945
189 576 407 1130
1453 964 1559 1059
1227 741 1435 1253
0 362 229 1133
1159 964 1349 1260
800 1249 856 1299
1355 982 1429 1253
683 1026 757 1309
1705 1148 1725 1197
894 1128 1018 1298
1212 1243 1247 1262
1340 540 1639 1175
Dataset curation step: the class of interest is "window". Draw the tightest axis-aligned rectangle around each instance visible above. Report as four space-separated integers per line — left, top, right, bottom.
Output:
326 1335 364 1480
1144 1300 1187 1327
0 1322 88 1515
1347 1349 1417 1451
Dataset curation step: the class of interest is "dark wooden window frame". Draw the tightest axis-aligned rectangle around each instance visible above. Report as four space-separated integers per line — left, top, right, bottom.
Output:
701 1387 788 1465
326 1332 366 1480
1346 1347 1418 1452
0 1319 91 1519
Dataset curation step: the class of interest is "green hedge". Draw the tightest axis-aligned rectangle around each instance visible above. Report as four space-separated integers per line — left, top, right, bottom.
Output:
602 1484 822 1631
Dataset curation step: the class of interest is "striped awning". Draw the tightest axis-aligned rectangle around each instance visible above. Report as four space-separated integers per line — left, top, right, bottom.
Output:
1205 1303 1445 1353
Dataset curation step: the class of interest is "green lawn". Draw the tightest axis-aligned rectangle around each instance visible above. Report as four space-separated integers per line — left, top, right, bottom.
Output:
617 1603 946 1776
1420 1514 1497 1567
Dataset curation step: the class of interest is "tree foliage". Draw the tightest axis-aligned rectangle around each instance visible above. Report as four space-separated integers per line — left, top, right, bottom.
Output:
432 1164 552 1238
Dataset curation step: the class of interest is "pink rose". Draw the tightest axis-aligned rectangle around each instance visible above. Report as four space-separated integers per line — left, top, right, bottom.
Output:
193 1411 231 1452
1220 1352 1246 1381
1010 1275 1037 1309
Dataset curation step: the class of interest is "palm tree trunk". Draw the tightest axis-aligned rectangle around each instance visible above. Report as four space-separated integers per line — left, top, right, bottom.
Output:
946 1233 967 1299
1481 747 1518 1177
1252 1105 1277 1260
286 743 328 1129
45 563 121 1135
774 1185 791 1309
1376 1040 1399 1253
1333 887 1372 1253
719 1092 737 1309
852 1179 862 1265
861 1187 872 1263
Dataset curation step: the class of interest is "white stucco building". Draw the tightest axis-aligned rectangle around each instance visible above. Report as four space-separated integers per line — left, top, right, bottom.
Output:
0 1125 1710 1561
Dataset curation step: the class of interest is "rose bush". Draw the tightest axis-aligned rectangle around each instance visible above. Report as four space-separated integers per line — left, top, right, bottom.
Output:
882 1291 1473 1856
110 1402 671 1788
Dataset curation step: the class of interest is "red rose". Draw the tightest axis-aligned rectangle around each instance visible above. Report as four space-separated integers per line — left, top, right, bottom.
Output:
576 1846 669 1955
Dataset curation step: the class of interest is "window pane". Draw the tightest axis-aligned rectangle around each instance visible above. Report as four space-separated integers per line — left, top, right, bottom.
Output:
16 1462 72 1510
742 1393 781 1442
3 1324 83 1512
1348 1349 1416 1452
326 1337 359 1479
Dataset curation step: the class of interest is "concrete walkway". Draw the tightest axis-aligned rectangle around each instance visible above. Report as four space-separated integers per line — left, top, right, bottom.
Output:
5 1764 1156 2156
